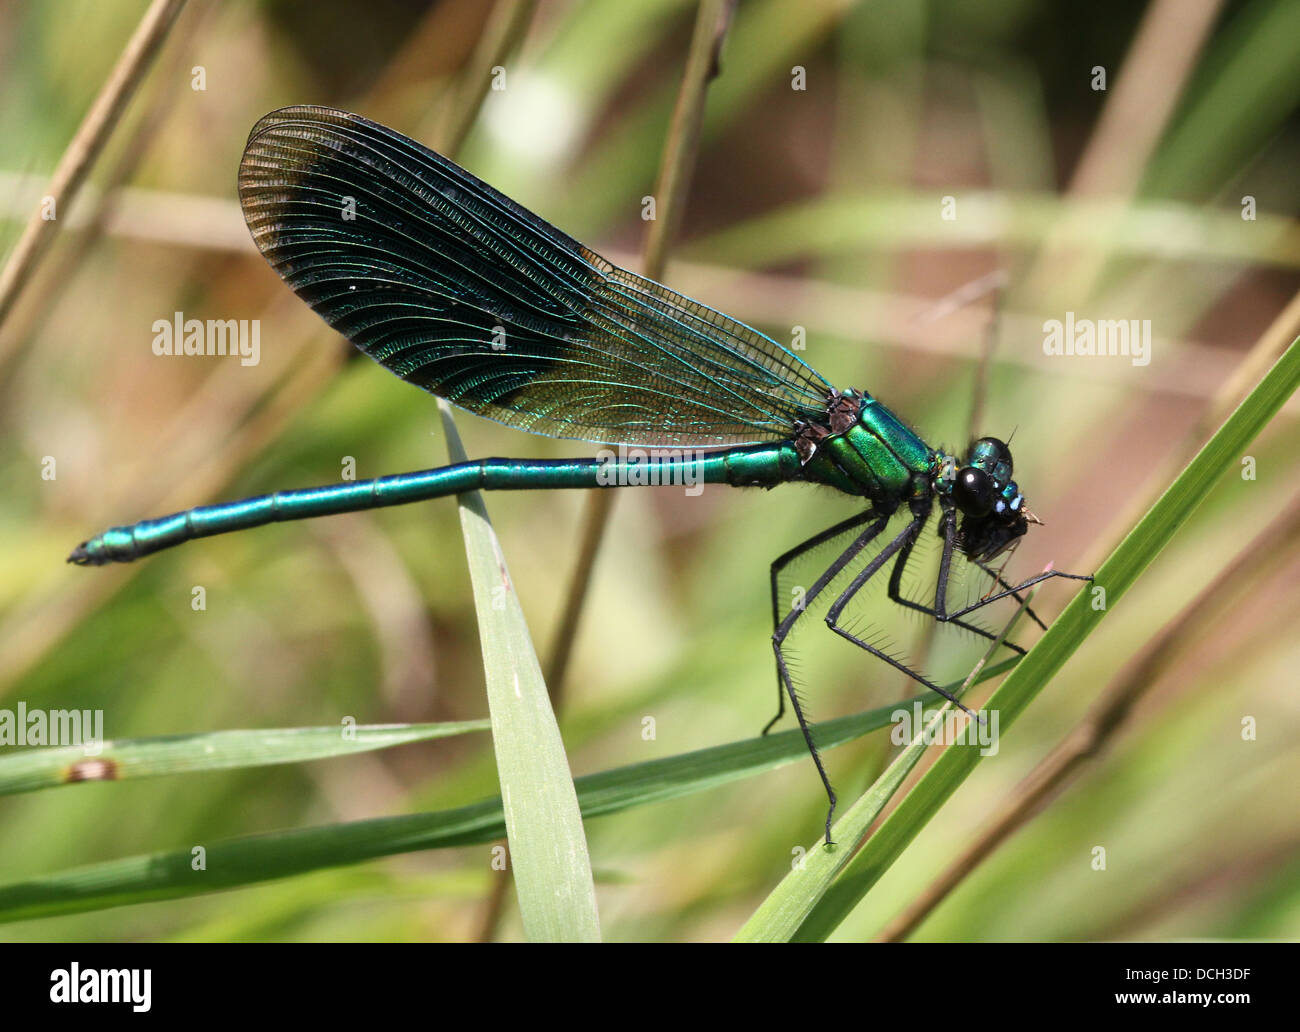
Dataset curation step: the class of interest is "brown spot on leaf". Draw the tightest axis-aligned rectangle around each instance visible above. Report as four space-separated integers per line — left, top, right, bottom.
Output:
64 758 119 783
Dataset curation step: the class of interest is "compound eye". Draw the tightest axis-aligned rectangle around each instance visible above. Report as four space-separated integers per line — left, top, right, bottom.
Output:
953 467 996 517
976 436 1013 468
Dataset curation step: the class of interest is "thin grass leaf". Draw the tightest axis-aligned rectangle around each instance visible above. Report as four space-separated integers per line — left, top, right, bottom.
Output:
0 721 489 795
0 681 1002 923
790 333 1300 942
438 399 600 942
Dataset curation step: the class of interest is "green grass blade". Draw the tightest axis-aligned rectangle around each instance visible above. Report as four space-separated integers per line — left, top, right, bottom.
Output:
0 721 489 795
790 334 1300 942
0 684 988 923
438 400 600 942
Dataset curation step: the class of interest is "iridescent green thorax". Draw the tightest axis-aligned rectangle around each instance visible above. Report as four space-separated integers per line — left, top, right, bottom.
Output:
795 389 935 503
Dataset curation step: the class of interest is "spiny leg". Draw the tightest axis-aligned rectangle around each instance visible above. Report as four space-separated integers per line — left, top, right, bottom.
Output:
765 509 879 734
943 567 1092 621
932 509 1092 623
885 509 1031 655
974 559 1048 631
822 500 985 725
771 510 893 844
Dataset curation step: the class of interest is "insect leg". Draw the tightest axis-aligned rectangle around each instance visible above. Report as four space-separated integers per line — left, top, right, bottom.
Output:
765 508 879 734
771 510 892 844
885 509 1031 655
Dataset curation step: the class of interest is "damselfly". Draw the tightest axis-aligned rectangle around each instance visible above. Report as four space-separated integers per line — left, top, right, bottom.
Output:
70 107 1090 839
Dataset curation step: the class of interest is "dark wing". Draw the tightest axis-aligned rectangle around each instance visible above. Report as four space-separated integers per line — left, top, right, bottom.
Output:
237 106 830 447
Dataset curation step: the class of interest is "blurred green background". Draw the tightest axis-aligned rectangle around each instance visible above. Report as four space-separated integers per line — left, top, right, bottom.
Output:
1 0 1298 942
